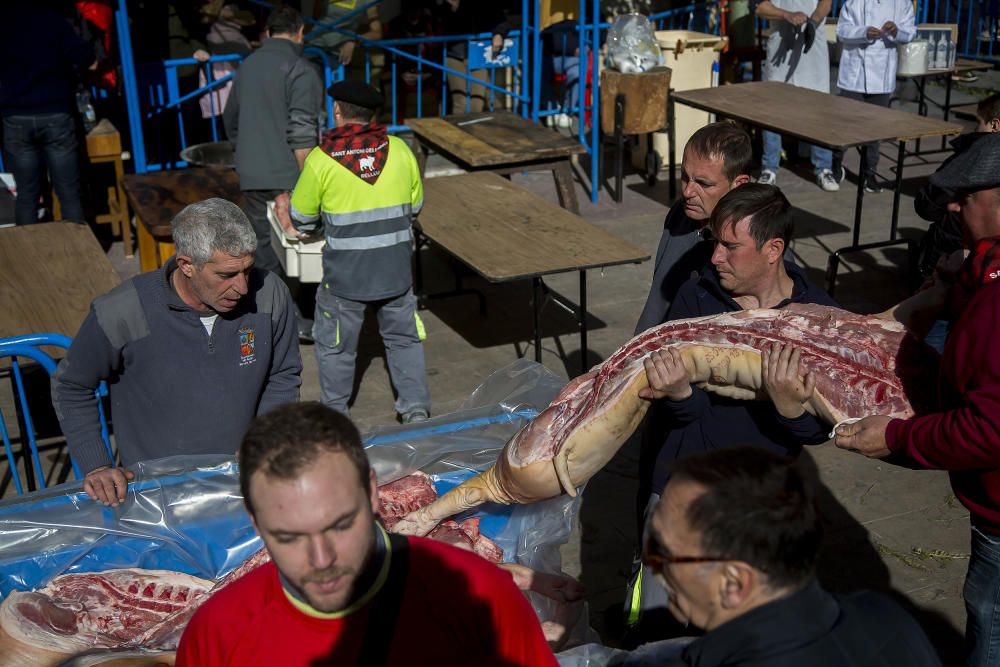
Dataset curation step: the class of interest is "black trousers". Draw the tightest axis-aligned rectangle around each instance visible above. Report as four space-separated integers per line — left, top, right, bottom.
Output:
241 188 284 275
833 90 893 178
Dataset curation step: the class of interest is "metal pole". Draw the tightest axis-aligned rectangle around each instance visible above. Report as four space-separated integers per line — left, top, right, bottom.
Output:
590 0 600 203
531 0 541 121
116 0 146 173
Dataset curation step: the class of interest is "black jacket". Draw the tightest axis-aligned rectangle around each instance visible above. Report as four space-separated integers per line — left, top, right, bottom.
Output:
648 260 837 496
0 5 94 116
682 581 942 666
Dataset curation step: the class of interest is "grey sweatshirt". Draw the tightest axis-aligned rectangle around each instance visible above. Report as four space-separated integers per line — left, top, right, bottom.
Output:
52 260 302 474
223 37 322 190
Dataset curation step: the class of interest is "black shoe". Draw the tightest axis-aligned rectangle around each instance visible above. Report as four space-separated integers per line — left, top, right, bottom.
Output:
832 164 846 184
863 174 890 194
297 316 314 344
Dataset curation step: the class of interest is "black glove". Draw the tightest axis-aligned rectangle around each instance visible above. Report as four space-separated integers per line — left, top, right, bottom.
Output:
803 19 818 53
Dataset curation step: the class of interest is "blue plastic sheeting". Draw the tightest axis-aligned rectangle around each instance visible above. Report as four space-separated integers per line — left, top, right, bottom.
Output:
0 360 567 601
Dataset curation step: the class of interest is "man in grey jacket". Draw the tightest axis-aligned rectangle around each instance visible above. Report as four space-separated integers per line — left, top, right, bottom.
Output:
223 6 322 275
52 199 302 507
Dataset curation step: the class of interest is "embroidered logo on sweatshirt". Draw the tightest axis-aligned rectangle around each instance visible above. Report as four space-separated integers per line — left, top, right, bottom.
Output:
239 326 256 366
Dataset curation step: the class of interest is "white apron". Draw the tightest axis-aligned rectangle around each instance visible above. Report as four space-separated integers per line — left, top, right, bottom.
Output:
763 0 831 93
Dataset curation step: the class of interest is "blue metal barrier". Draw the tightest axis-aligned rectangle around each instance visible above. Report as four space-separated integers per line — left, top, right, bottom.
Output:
112 0 744 202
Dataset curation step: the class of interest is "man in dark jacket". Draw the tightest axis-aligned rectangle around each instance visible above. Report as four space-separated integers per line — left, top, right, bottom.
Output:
223 6 322 275
644 183 836 496
634 122 753 335
625 184 835 630
646 447 941 666
0 2 94 225
836 132 1000 667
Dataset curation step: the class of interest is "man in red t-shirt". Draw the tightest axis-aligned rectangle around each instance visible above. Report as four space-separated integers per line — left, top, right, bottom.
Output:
835 132 1000 667
176 402 557 666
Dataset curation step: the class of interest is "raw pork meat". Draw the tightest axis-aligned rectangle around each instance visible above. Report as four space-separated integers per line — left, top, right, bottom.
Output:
393 304 938 535
0 570 212 666
376 471 438 530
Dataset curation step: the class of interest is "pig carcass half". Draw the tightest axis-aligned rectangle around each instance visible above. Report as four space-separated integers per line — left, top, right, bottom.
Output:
392 304 935 535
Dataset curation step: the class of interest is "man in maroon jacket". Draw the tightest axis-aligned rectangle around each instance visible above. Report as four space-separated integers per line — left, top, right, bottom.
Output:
835 131 1000 667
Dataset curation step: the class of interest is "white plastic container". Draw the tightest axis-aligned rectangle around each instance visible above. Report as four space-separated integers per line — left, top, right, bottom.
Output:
898 40 930 76
266 201 325 282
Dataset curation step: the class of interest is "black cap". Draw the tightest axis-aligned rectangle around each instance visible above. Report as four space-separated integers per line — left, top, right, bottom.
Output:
930 132 1000 192
328 80 383 110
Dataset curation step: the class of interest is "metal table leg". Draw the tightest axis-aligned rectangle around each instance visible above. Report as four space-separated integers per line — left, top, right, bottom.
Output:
533 277 542 363
890 141 905 240
668 94 677 202
826 145 915 296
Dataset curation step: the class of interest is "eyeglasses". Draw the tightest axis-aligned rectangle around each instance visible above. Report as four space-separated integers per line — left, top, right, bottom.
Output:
642 536 726 570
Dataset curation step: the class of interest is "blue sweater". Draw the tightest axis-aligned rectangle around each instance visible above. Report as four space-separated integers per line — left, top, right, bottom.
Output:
52 260 301 474
648 260 838 496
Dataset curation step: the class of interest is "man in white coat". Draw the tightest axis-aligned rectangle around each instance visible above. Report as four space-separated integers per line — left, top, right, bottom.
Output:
832 0 915 193
754 0 838 192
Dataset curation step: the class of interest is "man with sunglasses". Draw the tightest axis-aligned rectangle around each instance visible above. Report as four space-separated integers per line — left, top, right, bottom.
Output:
644 447 940 665
836 132 1000 667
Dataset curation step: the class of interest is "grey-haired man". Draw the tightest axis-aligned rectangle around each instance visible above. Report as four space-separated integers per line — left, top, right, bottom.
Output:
52 198 302 507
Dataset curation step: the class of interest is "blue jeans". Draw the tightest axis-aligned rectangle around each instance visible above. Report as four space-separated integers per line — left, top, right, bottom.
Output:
551 55 580 112
762 128 832 174
965 526 1000 666
2 113 85 225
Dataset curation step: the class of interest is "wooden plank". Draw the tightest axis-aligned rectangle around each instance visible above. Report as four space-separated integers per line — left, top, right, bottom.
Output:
122 167 243 239
954 58 994 73
673 81 961 148
950 103 980 120
0 223 121 339
419 173 648 282
409 112 584 167
406 117 508 167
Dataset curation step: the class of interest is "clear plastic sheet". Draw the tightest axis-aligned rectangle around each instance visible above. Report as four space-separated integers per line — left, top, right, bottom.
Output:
557 638 694 666
0 360 569 602
607 14 663 73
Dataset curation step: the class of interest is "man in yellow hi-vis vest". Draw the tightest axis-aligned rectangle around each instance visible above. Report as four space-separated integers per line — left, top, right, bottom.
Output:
279 80 430 423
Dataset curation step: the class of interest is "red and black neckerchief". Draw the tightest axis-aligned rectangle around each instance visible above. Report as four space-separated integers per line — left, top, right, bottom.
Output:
320 121 389 185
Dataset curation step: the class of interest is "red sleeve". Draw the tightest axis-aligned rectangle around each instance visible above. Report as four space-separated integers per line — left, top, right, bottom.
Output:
887 290 1000 470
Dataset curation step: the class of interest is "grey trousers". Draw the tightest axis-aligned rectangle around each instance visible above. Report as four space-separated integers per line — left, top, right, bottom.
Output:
313 287 430 416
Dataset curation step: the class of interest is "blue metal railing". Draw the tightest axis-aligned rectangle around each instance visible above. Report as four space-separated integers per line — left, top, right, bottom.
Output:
113 0 747 202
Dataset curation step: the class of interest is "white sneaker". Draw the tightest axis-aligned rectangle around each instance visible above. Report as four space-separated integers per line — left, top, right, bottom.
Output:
757 169 777 185
555 113 572 128
817 169 840 192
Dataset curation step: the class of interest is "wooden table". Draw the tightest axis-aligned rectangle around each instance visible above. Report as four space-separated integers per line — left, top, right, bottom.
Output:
672 81 962 295
950 103 981 121
416 172 649 372
407 111 586 214
122 167 243 272
51 120 131 255
0 223 120 340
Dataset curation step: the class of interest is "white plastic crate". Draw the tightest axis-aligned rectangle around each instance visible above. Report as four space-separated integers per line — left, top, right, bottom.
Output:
266 201 325 283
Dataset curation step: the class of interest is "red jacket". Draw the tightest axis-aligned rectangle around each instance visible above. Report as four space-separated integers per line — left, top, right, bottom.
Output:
887 278 1000 533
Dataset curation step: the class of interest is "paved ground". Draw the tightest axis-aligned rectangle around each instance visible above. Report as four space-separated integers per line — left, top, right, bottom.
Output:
5 66 998 661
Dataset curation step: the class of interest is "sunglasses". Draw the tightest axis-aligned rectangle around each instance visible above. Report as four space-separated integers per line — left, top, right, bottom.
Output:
642 534 726 570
